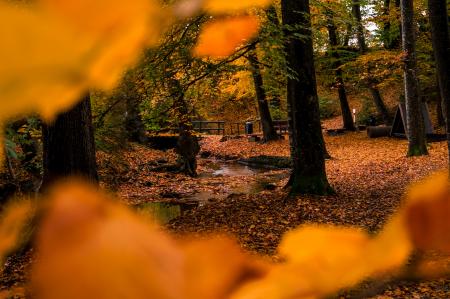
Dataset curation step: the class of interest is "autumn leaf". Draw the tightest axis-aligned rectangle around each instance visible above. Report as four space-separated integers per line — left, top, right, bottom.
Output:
203 0 272 14
403 172 450 253
231 224 412 299
0 200 33 264
193 16 260 57
31 181 267 299
32 181 184 299
183 237 269 299
0 0 168 128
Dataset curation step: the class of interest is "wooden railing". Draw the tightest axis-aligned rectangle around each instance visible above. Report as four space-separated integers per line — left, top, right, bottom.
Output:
192 121 225 135
192 120 289 136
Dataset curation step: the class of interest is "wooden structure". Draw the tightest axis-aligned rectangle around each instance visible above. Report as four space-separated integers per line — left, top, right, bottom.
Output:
192 121 225 135
192 120 289 136
390 103 433 138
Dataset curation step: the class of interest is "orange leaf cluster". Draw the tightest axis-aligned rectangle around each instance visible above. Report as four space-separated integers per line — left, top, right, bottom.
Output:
26 171 450 299
193 17 260 57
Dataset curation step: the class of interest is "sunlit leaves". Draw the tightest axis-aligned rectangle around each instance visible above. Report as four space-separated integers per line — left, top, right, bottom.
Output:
193 16 260 57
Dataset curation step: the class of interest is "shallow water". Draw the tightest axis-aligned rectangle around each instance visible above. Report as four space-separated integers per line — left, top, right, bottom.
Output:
136 161 287 223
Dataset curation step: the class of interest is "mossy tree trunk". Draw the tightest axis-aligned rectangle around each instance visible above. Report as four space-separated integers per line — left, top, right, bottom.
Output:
281 0 333 195
400 0 428 156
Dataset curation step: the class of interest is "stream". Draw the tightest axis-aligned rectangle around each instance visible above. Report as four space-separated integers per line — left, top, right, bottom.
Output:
134 160 288 224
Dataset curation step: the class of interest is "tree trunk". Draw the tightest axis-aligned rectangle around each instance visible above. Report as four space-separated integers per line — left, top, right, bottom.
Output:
352 0 367 53
265 5 283 112
281 0 333 195
428 0 450 167
325 8 355 131
247 46 278 141
383 0 392 49
368 87 392 125
125 92 147 143
41 94 98 190
401 0 428 156
170 79 200 177
352 0 391 125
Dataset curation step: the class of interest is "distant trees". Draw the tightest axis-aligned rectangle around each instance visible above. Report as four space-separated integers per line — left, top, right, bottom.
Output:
400 0 428 156
428 0 450 166
351 0 392 125
41 94 98 190
324 6 355 131
281 0 333 195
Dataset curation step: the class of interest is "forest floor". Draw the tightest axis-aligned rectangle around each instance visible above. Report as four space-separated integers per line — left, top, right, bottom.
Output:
1 117 450 298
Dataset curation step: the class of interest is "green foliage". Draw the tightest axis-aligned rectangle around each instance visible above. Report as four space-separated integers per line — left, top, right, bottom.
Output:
356 97 380 125
319 97 340 119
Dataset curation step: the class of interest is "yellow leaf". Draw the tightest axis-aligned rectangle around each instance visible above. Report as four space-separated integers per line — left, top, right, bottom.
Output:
193 16 260 57
0 200 33 263
203 0 272 14
403 172 450 253
183 236 269 299
32 181 184 299
232 224 411 299
0 0 169 140
31 181 267 299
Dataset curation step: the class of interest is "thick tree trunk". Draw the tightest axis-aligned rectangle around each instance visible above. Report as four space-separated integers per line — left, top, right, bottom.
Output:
247 47 278 141
281 0 333 195
352 0 391 125
41 94 98 190
428 0 450 168
326 9 355 131
401 0 428 156
428 0 450 167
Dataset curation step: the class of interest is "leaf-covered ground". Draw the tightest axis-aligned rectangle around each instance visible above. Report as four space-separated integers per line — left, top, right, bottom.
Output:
167 132 450 298
1 123 450 298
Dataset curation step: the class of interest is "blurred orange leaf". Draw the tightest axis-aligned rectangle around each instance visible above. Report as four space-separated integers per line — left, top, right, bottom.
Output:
31 181 267 299
404 172 450 253
193 16 260 57
0 200 33 263
203 0 272 14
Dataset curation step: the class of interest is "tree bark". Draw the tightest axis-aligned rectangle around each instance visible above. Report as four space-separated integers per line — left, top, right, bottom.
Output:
401 0 428 156
125 91 147 143
247 46 278 141
170 79 200 177
428 0 450 167
352 0 392 125
325 8 355 131
41 94 98 190
281 0 333 195
383 0 392 49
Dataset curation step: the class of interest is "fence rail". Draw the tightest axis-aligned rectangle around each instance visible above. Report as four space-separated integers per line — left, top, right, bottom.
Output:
192 120 288 136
